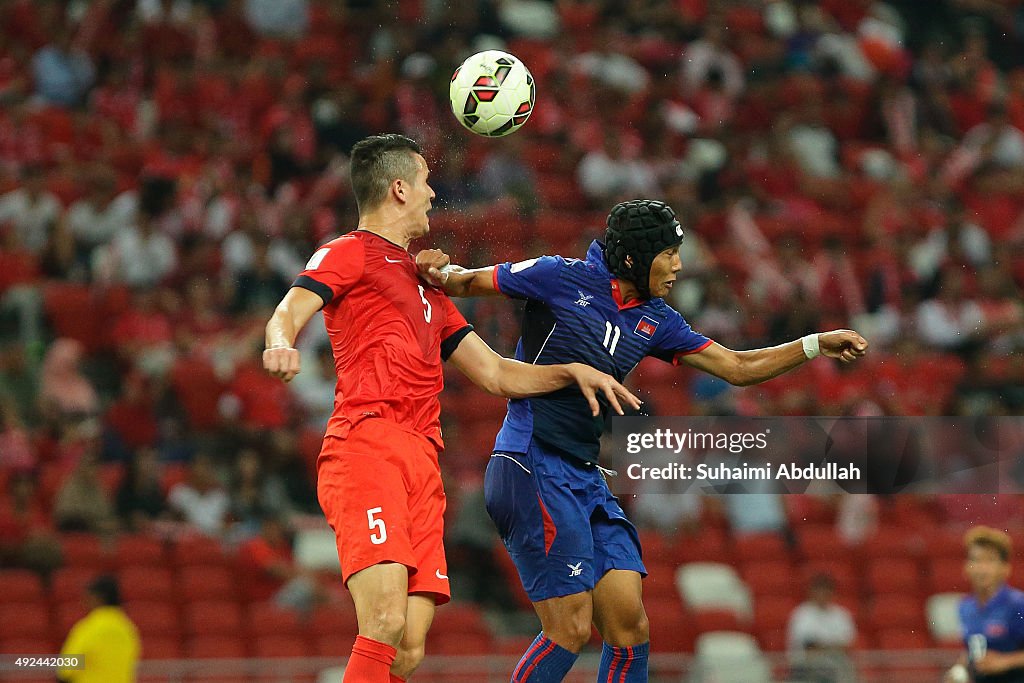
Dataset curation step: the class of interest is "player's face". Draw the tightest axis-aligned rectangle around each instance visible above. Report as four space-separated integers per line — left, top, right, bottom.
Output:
965 544 1010 595
406 153 435 238
647 245 682 298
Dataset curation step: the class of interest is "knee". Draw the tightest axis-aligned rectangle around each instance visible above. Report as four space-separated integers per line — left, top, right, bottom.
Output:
545 609 593 653
601 608 649 647
392 642 425 679
361 608 407 647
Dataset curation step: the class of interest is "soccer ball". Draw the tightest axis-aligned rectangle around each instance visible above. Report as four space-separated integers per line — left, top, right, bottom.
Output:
449 50 536 137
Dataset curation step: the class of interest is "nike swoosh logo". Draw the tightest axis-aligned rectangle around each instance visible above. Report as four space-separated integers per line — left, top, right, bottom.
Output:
436 570 448 580
384 256 404 263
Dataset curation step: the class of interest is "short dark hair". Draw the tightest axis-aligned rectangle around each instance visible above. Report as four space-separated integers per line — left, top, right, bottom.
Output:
88 575 122 606
350 134 422 212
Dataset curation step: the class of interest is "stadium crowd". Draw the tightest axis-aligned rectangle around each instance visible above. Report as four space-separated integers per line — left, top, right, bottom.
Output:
1 0 1024 631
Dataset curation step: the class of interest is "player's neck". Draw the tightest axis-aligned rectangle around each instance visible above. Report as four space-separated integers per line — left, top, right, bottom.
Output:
356 211 415 250
617 278 642 305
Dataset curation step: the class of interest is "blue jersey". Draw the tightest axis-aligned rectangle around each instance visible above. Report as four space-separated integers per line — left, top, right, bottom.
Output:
492 240 712 463
959 585 1024 682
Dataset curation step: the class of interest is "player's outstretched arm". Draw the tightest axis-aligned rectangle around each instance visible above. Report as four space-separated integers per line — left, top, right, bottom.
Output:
416 249 500 297
680 329 869 386
447 331 641 415
263 287 323 383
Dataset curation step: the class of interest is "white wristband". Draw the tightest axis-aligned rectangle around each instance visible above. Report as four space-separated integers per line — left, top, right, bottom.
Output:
947 664 969 683
801 334 820 359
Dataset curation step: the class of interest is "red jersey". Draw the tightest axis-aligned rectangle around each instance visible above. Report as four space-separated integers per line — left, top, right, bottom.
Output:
294 231 472 449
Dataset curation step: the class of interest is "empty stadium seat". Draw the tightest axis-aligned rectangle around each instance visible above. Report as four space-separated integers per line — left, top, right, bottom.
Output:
676 563 753 620
866 558 923 596
141 635 183 659
693 631 772 682
50 567 100 605
119 566 175 602
254 635 311 658
928 559 969 595
0 570 45 602
926 592 965 645
0 603 51 640
172 536 228 568
184 601 244 636
178 565 236 602
733 532 790 563
114 535 166 568
864 595 927 633
645 600 695 653
246 603 303 638
187 635 248 658
741 560 797 598
124 600 181 638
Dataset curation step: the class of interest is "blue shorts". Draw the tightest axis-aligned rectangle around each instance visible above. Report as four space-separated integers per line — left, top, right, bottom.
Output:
483 443 646 603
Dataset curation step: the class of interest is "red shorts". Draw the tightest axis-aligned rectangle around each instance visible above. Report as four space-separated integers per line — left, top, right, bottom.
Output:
316 418 450 605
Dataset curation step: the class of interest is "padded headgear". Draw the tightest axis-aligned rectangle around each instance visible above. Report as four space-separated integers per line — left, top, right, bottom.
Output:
604 200 683 298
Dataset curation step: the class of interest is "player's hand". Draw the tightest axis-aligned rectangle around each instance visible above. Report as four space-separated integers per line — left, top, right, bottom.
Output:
568 364 642 416
416 249 451 286
818 329 869 364
975 652 1014 674
263 346 301 382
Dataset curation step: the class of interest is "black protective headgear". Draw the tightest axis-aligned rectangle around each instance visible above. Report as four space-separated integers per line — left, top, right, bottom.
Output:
604 200 683 298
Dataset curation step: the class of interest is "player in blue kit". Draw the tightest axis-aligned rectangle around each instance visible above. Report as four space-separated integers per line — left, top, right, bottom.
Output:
945 527 1024 683
418 200 869 682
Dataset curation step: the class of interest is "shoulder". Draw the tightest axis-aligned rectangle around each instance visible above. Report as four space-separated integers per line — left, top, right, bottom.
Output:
1007 587 1024 607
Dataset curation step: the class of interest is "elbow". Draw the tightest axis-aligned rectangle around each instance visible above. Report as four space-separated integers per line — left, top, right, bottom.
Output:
725 358 755 386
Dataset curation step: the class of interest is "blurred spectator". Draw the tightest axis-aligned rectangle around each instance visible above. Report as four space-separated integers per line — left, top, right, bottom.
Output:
31 24 95 107
0 395 36 470
38 339 99 428
476 136 539 214
228 448 291 535
0 165 62 254
167 452 229 536
58 575 140 683
681 21 744 99
288 342 336 431
64 169 137 256
788 573 857 683
910 200 992 287
236 514 324 613
230 238 291 313
915 268 986 353
836 494 879 545
53 452 118 535
0 471 60 574
104 212 178 287
244 0 309 39
577 131 657 205
115 447 168 532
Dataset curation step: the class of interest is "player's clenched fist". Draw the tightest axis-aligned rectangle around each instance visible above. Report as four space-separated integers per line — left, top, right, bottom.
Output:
818 329 869 364
416 248 451 286
263 346 301 382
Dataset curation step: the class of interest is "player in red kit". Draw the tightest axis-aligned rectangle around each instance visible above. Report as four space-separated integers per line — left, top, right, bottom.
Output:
263 134 640 683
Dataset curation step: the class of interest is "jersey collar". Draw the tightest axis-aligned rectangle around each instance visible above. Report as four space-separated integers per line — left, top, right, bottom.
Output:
588 240 645 310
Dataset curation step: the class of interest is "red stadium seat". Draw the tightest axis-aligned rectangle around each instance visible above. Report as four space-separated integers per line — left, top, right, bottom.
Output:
733 533 790 563
801 561 859 597
797 525 852 564
865 559 922 596
114 535 167 568
753 595 799 633
644 561 683 600
873 627 933 650
314 633 355 658
254 635 311 658
741 561 798 598
119 566 175 602
431 631 494 655
864 596 927 632
928 559 969 595
430 602 489 638
0 604 51 640
0 570 45 602
55 603 88 636
923 531 966 562
307 606 358 645
0 637 60 655
692 609 749 635
171 536 228 568
178 566 236 602
187 635 248 658
124 600 181 638
141 636 183 659
43 283 105 352
51 567 100 605
184 601 244 636
59 534 109 569
246 603 303 638
646 601 695 653
672 528 733 565
858 527 926 562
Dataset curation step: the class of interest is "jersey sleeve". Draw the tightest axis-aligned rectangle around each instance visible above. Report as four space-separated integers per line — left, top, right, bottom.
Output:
648 310 713 364
292 236 365 307
493 255 565 302
58 622 86 681
439 294 474 361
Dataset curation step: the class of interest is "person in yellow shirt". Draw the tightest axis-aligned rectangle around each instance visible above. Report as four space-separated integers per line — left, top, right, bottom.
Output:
58 575 140 683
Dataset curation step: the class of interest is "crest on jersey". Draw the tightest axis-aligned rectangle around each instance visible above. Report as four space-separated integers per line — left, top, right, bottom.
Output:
634 316 659 339
574 290 594 307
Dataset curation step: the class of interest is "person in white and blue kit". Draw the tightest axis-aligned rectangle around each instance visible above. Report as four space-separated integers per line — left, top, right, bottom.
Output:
946 526 1024 683
418 199 869 683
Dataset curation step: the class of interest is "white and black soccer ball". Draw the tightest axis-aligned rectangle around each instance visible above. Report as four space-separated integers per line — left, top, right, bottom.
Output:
449 50 536 137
